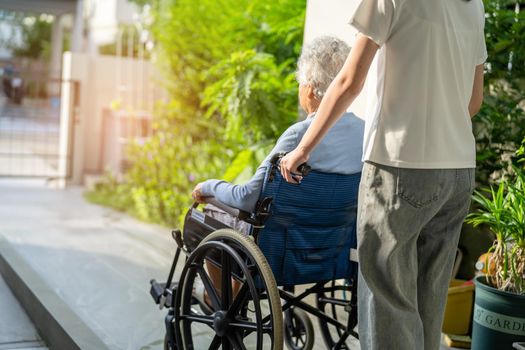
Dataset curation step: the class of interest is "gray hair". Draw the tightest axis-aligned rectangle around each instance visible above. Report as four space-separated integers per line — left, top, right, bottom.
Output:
296 36 350 100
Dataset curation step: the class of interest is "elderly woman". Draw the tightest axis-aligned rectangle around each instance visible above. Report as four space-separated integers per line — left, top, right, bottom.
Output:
192 36 364 214
190 35 364 311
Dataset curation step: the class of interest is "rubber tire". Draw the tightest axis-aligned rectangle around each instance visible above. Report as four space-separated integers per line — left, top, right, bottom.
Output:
284 308 314 350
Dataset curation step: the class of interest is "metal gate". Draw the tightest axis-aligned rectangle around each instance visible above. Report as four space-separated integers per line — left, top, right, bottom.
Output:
0 76 78 179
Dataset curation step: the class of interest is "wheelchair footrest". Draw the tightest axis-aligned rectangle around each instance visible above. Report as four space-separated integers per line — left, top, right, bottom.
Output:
150 279 205 310
150 279 178 306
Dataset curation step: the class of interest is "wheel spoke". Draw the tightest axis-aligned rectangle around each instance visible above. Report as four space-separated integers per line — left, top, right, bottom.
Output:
208 335 221 350
180 313 215 326
229 319 259 331
263 324 273 334
196 265 221 310
221 336 232 350
261 314 271 325
226 283 249 319
221 250 233 310
227 332 247 350
243 323 273 338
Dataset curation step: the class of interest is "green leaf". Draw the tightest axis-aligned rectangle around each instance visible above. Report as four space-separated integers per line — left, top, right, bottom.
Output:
222 149 255 182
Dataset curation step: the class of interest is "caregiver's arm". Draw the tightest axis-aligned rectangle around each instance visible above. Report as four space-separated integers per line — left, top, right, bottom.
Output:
280 34 378 183
469 64 484 118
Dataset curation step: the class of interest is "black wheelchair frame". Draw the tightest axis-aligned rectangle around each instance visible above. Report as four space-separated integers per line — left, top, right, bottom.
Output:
150 154 359 350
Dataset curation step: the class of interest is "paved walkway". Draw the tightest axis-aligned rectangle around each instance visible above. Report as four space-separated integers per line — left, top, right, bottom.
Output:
0 179 459 350
0 179 173 350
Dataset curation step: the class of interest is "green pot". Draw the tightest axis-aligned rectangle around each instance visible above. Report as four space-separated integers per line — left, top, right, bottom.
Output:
472 275 525 350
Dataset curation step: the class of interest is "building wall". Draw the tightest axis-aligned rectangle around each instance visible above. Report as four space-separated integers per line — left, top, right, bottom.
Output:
62 52 164 184
304 0 371 120
88 0 140 49
0 18 22 60
88 0 118 46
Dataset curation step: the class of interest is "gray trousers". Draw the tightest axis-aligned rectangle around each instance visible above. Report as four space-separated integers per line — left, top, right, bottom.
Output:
357 162 474 350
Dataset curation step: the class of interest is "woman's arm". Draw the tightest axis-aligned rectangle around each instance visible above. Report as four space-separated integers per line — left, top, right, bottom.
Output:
193 126 300 212
195 166 267 212
469 64 484 118
280 34 378 183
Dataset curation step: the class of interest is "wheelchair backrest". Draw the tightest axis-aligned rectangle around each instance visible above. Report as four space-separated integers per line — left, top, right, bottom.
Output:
257 169 361 286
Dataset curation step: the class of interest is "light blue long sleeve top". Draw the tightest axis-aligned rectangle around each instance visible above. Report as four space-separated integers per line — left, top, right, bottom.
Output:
200 112 365 212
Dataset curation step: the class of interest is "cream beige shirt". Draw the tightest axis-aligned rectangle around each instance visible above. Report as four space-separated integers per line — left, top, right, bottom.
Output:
350 0 487 168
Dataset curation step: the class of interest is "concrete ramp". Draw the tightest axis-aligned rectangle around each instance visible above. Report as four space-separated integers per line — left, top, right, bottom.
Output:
0 181 177 350
0 237 107 350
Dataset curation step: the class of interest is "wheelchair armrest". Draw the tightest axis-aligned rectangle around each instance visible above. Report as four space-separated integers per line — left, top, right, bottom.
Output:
206 197 250 221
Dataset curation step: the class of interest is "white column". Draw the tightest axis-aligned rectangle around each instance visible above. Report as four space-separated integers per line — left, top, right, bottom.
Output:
58 53 73 188
304 0 367 119
58 52 86 187
49 14 63 96
71 0 84 52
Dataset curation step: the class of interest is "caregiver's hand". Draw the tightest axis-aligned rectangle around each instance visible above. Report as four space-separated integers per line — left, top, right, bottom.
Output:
280 148 309 184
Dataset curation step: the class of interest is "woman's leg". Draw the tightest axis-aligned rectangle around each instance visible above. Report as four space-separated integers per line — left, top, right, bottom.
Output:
416 169 474 350
205 261 243 303
356 162 465 350
202 204 250 307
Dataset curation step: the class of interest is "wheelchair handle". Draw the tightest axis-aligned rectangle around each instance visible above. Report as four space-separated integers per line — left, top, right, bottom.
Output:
297 163 311 177
269 152 311 176
205 197 250 220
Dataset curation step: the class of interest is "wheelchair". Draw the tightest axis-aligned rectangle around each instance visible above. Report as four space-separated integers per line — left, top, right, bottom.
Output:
150 153 360 350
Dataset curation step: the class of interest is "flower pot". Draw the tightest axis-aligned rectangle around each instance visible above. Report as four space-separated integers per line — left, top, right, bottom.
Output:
472 275 525 350
443 279 475 335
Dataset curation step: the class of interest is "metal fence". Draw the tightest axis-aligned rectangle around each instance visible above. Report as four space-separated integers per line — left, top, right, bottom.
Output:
0 77 78 179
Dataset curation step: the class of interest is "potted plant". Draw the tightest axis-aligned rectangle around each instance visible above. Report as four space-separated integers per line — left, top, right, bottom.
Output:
466 139 525 350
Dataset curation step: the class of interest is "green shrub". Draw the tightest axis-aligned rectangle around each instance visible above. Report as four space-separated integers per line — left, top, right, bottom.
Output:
473 1 525 185
467 138 525 294
87 0 305 227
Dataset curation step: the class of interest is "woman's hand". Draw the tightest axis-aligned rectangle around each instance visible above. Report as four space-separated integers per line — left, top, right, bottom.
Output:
280 148 309 184
191 183 207 203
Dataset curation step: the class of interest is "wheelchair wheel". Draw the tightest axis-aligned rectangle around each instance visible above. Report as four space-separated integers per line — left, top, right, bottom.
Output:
316 280 358 350
173 229 283 350
284 308 314 350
